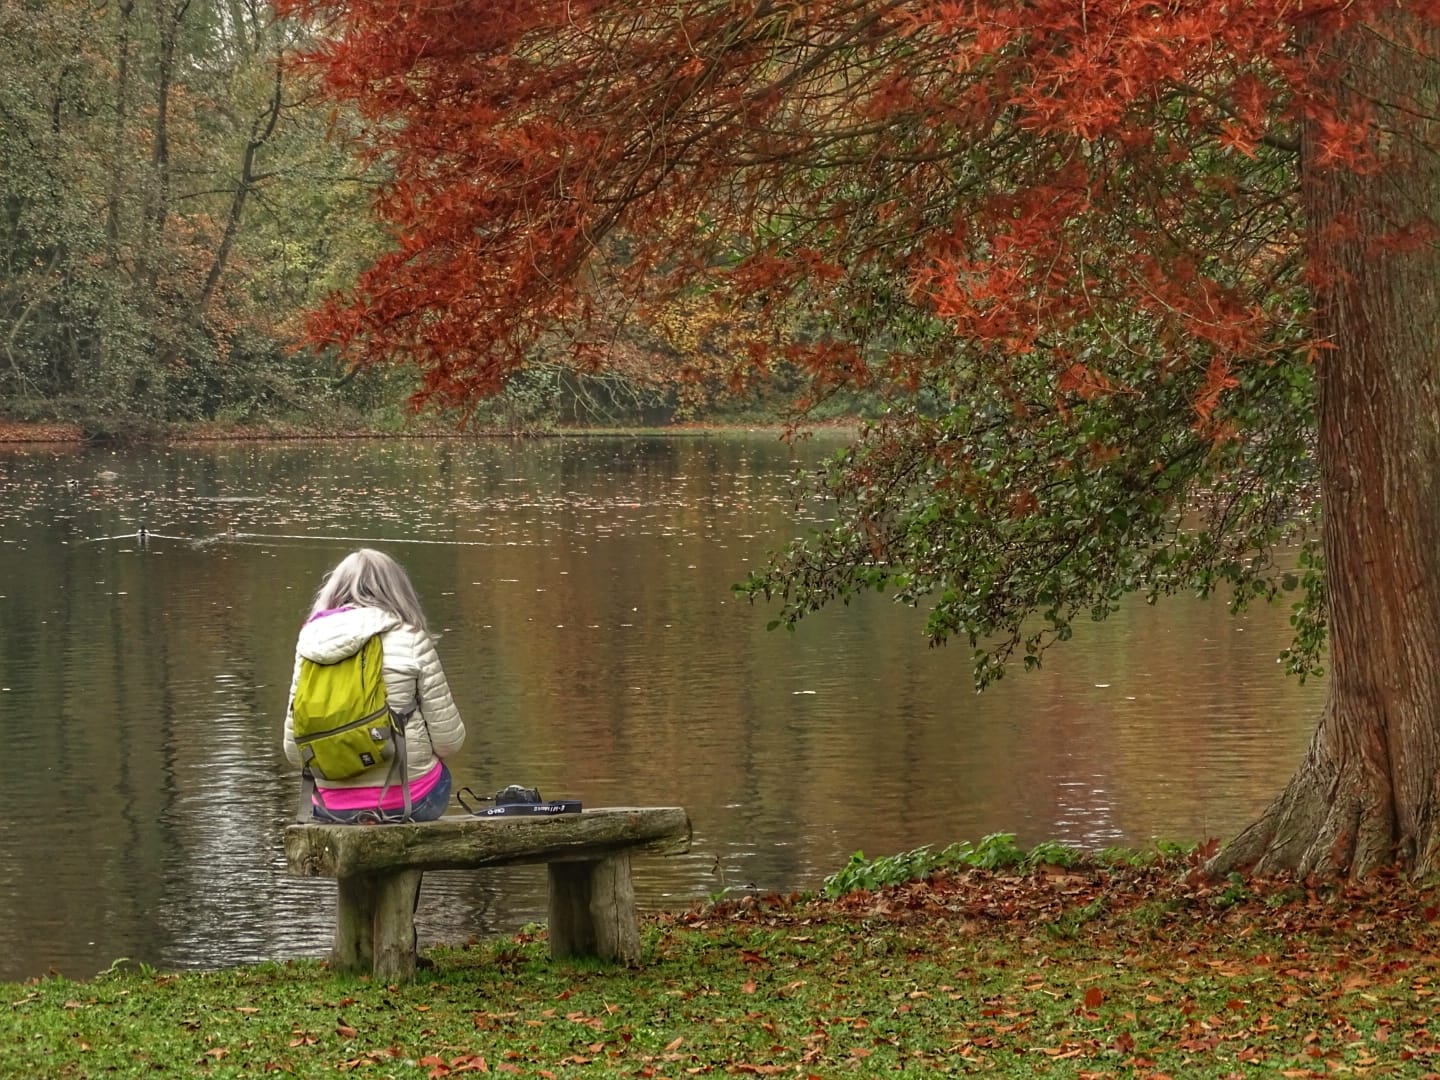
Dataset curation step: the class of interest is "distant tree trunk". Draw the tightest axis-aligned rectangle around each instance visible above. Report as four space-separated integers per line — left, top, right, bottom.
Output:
105 0 134 263
145 0 190 265
1211 10 1440 878
200 55 283 307
150 10 174 240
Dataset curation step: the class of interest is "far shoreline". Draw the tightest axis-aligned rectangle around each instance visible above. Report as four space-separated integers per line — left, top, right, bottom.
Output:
0 417 858 447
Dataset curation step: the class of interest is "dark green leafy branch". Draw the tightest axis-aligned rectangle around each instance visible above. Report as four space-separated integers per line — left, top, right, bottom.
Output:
739 326 1320 689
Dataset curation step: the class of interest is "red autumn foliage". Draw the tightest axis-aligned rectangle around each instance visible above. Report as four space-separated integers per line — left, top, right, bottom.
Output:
271 0 1427 423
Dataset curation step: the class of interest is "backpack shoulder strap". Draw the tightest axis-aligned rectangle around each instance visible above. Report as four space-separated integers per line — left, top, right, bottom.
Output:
296 767 317 824
375 696 420 822
376 727 411 822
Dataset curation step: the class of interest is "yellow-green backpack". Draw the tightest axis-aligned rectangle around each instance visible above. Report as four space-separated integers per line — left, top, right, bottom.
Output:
293 634 397 779
292 634 416 821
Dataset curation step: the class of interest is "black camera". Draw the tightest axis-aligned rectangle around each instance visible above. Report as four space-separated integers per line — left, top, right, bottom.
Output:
494 784 542 805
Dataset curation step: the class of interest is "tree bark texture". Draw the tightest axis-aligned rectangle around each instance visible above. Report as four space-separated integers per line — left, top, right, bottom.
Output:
1213 10 1440 878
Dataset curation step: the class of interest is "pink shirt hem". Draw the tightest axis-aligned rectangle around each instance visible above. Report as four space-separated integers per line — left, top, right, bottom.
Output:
316 760 444 811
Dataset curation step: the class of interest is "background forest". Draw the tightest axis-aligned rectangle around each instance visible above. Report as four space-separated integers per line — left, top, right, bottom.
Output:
0 0 809 435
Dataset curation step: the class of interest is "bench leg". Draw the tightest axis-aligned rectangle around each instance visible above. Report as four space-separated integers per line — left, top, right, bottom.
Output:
333 875 376 974
373 870 422 982
333 870 422 982
547 854 640 963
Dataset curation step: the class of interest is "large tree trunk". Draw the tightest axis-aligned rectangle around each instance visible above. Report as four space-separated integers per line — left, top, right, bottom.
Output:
1211 9 1440 878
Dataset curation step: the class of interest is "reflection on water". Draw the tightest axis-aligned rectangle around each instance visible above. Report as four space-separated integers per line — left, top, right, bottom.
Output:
0 435 1322 983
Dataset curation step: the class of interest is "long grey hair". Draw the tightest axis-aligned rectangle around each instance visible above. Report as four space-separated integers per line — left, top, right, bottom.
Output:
310 548 430 633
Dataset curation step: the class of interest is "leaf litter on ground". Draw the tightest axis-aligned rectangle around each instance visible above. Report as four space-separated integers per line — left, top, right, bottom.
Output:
5 849 1440 1078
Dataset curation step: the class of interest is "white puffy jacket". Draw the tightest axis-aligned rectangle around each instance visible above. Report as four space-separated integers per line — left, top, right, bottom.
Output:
283 605 466 789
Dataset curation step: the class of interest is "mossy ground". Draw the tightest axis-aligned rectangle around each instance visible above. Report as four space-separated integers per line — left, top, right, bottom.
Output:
6 854 1439 1078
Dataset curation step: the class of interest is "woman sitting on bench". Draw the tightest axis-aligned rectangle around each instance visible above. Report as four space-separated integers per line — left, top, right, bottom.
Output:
283 548 466 823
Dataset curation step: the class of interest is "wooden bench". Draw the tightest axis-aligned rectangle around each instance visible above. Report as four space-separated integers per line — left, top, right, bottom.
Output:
284 806 692 981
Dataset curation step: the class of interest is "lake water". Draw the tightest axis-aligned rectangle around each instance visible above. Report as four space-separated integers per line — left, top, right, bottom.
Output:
0 433 1322 983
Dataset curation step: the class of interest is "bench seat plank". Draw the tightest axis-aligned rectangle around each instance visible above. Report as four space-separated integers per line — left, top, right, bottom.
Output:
285 806 691 877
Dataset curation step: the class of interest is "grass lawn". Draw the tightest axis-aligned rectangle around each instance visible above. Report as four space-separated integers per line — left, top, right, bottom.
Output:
5 848 1439 1078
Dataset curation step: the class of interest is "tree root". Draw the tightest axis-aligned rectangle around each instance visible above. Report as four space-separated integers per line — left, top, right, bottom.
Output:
1206 741 1399 880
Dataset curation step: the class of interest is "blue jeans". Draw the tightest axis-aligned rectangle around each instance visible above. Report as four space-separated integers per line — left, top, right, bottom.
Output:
310 762 453 823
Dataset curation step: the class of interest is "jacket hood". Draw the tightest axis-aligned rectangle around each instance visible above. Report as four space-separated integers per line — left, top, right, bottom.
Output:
296 606 402 664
